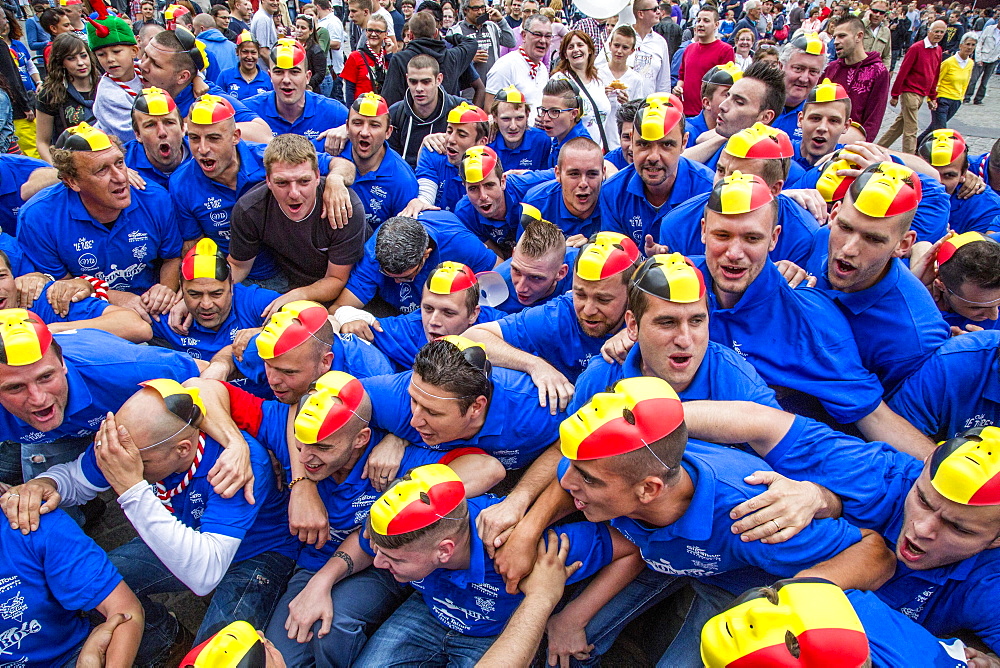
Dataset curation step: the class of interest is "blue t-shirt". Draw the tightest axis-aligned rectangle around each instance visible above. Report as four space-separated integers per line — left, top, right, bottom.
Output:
359 495 611 637
772 101 803 140
582 441 863 595
341 141 418 228
545 122 591 168
0 329 199 444
685 112 709 149
889 329 1000 441
362 367 562 469
217 65 274 100
488 126 552 171
947 186 1000 235
942 309 1000 333
80 433 298 561
790 138 845 172
907 169 950 244
243 90 348 147
0 232 35 276
151 283 278 361
17 183 182 294
605 146 628 169
498 292 616 382
0 154 47 236
373 305 505 370
453 172 540 253
659 192 819 266
414 148 465 212
696 256 884 424
599 159 714 248
0 509 122 666
123 138 192 191
570 340 780 414
520 179 602 240
344 210 498 314
492 246 579 314
24 281 110 324
173 83 260 124
806 236 949 396
763 414 1000 653
244 396 444 570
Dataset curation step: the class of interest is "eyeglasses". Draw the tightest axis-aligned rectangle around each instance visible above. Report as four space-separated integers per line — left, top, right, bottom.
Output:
468 4 487 10
635 6 660 12
366 27 387 34
870 8 886 14
537 106 577 119
523 28 553 40
944 284 1000 308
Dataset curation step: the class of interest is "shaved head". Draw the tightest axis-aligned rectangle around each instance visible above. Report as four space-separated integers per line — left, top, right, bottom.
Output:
116 387 197 450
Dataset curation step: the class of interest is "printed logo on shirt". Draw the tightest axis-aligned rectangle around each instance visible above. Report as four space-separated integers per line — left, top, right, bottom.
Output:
0 620 41 658
102 262 147 288
731 340 748 360
77 253 99 272
133 245 148 261
74 237 94 252
189 490 205 520
303 129 321 140
900 586 936 620
204 196 223 210
0 593 26 622
518 158 533 168
641 556 718 577
88 415 105 429
961 414 994 434
210 211 229 225
229 328 240 342
19 432 44 443
430 596 488 632
128 231 149 243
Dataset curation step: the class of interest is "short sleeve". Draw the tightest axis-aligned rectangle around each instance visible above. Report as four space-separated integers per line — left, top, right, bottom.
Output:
315 189 368 266
737 515 862 577
342 239 381 305
228 195 263 262
36 510 122 611
170 178 205 241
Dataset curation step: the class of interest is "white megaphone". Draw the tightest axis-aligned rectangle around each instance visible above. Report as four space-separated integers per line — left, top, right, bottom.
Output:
572 0 631 20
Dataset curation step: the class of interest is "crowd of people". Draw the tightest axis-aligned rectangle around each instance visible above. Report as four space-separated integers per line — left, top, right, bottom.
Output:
0 0 999 665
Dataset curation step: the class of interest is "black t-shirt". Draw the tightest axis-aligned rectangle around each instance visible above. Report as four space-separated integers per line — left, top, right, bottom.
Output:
229 178 369 289
37 84 96 144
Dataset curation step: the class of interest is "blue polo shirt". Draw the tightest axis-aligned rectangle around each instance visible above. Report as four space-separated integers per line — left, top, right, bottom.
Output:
498 292 618 382
685 112 708 148
546 122 592 168
150 283 278 360
235 331 395 399
231 390 443 571
520 179 602 240
805 234 949 396
658 192 819 266
790 138 844 171
970 151 993 190
0 329 199 445
243 90 347 146
763 414 1000 653
605 146 628 169
373 305 505 370
889 330 1000 441
25 281 110 324
581 440 863 595
696 256 884 424
340 141 418 228
702 145 807 186
599 159 714 248
414 148 465 212
0 509 123 666
344 210 498 314
947 186 1000 234
570 340 780 414
772 102 803 140
492 246 578 314
217 65 274 100
908 169 950 244
0 154 48 236
942 309 1000 333
488 126 551 171
359 495 611 637
79 433 298 562
0 232 35 276
453 172 540 253
361 367 562 469
17 183 182 295
124 139 192 191
173 82 259 124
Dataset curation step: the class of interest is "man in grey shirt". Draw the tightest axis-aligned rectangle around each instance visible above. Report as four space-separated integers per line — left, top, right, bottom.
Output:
449 0 515 82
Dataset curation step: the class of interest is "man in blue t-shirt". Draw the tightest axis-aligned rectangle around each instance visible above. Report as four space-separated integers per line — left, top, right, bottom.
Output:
491 219 577 314
244 39 349 146
511 378 889 667
694 171 935 457
521 136 606 243
337 261 504 369
599 97 714 250
17 124 183 323
347 464 639 666
0 154 52 236
789 78 851 170
334 212 500 315
124 87 192 190
216 31 273 100
921 232 1000 334
9 379 297 665
919 129 1000 235
804 161 949 396
465 232 640 409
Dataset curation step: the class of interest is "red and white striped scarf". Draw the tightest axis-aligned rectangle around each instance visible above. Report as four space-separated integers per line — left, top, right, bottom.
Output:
154 434 205 513
520 47 539 79
103 65 145 97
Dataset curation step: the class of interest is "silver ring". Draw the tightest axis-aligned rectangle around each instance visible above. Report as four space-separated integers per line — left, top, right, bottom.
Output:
7 493 18 497
379 475 389 479
771 519 780 532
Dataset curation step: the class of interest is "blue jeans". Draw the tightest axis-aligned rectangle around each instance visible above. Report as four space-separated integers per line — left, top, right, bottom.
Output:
266 566 410 667
916 97 963 147
110 538 294 666
354 592 498 668
966 60 998 103
20 434 92 482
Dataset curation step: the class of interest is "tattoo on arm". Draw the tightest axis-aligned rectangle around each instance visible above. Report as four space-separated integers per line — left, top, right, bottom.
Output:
334 550 354 577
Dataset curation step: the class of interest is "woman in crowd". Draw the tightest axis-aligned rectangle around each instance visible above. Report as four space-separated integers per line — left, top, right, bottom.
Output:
35 33 99 163
917 33 977 146
551 29 612 151
295 14 328 92
341 13 391 101
733 27 755 69
597 24 643 150
800 6 822 33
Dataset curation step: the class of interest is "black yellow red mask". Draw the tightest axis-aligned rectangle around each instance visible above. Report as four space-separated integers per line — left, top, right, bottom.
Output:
426 261 478 295
189 94 237 125
930 426 1000 506
815 151 859 203
702 61 743 86
368 463 466 536
807 78 850 105
255 301 329 360
180 620 266 667
54 122 113 152
447 102 488 124
458 146 499 184
182 238 231 282
575 232 640 282
272 37 306 69
294 370 367 444
918 128 967 168
631 253 705 304
139 378 206 427
790 32 825 55
848 162 921 217
0 309 53 366
707 171 774 215
635 94 683 141
495 85 526 104
351 92 390 117
725 122 794 160
133 87 178 117
937 231 990 265
437 334 491 377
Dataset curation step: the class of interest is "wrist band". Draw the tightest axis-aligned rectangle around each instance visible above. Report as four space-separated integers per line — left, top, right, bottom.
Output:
80 274 110 302
288 476 313 489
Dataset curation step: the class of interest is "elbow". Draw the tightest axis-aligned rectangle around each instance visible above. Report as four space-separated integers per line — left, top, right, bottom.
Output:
126 320 153 343
461 324 492 341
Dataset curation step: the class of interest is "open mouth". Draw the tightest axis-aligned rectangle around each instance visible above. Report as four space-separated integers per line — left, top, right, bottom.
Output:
898 536 925 562
810 136 827 150
157 142 173 159
478 200 493 214
31 404 56 424
199 158 217 172
0 297 9 310
572 495 587 510
303 461 323 475
668 353 692 369
356 139 372 153
832 258 855 278
720 264 747 281
285 201 305 215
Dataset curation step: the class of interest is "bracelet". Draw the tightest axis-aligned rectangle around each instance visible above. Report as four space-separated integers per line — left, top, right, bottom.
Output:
288 476 312 489
333 550 354 577
80 274 110 302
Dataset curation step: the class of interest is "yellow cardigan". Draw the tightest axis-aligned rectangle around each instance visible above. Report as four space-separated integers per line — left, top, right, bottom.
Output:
937 55 974 101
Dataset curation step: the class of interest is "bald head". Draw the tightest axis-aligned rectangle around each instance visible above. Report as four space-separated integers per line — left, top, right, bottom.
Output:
116 387 198 450
192 13 215 32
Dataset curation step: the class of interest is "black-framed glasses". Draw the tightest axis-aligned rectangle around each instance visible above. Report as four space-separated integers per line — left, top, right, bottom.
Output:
467 3 487 10
366 27 387 34
523 28 553 40
537 106 576 119
635 6 660 13
870 8 886 14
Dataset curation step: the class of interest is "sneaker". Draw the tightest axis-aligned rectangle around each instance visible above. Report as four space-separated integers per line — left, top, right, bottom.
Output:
974 100 984 105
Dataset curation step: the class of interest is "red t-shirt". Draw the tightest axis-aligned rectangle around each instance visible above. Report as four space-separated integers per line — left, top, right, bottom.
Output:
679 39 736 116
340 50 379 97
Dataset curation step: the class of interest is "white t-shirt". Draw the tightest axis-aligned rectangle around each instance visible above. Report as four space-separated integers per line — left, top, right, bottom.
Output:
373 7 395 39
250 8 279 49
319 12 347 73
596 64 644 149
629 28 671 97
551 71 612 150
485 50 550 108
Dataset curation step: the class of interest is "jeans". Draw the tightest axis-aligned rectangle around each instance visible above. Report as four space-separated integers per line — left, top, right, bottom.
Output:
891 47 905 71
20 434 93 482
965 60 998 103
266 566 410 667
354 592 498 668
110 538 294 666
916 97 963 147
